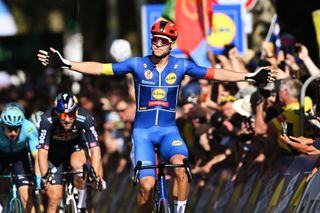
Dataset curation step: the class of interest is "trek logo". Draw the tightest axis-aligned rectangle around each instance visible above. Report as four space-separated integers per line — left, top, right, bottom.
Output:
165 72 177 84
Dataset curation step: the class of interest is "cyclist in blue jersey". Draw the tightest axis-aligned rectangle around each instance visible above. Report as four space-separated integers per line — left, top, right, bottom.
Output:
0 104 40 212
38 20 276 213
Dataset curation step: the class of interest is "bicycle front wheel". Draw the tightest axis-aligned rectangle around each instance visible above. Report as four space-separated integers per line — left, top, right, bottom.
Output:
9 198 23 213
65 198 78 213
158 199 169 213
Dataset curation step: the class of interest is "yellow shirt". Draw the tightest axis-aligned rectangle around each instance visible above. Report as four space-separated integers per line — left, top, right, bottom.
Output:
271 97 313 153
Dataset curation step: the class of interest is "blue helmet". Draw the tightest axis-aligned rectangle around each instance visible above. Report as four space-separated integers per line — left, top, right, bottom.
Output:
4 102 25 113
1 106 25 126
54 92 79 113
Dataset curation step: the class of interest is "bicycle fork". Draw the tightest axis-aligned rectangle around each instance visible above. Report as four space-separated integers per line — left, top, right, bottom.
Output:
10 183 23 213
65 182 78 205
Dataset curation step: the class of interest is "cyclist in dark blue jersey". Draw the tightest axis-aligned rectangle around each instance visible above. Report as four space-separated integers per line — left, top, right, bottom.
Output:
38 93 103 213
38 20 276 213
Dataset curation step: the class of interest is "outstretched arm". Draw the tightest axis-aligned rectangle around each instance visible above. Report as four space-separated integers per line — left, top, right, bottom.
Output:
38 47 104 75
213 66 277 84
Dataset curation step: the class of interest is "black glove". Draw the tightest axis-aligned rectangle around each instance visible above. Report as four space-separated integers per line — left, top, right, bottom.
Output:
245 67 272 84
38 48 71 69
41 168 53 189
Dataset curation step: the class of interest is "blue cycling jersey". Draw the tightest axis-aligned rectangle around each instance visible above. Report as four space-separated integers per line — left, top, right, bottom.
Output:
104 55 212 128
102 55 213 178
0 119 39 155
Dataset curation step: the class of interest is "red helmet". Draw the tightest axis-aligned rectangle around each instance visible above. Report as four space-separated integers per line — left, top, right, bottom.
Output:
150 20 178 41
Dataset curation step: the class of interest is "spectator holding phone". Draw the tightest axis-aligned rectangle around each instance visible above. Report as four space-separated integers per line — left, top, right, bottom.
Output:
296 43 320 76
253 78 314 158
280 134 320 155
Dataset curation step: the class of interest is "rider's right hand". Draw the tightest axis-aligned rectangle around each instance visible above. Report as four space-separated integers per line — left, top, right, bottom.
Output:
37 47 71 69
41 169 53 190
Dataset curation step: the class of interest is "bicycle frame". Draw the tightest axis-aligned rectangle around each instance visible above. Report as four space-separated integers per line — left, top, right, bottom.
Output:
155 161 170 211
0 172 24 213
46 165 99 213
64 175 78 213
133 158 192 213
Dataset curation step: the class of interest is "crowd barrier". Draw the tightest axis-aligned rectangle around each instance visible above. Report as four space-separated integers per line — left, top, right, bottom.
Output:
91 155 319 212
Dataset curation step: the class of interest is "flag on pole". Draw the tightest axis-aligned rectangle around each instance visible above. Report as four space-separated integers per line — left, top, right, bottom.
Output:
266 14 281 56
162 0 214 67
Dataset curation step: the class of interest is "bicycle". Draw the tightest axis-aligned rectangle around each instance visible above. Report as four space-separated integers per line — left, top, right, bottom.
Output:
133 148 192 213
0 167 34 213
44 165 105 213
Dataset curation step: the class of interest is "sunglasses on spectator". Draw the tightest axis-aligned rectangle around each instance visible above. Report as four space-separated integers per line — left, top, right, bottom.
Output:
152 36 172 46
58 111 76 120
4 125 21 132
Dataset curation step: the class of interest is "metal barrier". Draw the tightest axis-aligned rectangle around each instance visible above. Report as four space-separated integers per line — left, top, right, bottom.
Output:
300 74 320 135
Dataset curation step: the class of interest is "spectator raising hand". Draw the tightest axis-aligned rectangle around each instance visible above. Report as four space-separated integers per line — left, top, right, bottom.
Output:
297 43 320 76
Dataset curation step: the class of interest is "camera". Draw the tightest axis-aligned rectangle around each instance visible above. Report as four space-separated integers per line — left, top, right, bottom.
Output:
222 44 236 58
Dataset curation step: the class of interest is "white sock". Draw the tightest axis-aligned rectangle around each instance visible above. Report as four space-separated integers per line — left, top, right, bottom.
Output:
174 200 187 213
77 189 87 209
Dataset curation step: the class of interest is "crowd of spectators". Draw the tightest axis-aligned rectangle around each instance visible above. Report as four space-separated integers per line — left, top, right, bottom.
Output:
0 35 320 192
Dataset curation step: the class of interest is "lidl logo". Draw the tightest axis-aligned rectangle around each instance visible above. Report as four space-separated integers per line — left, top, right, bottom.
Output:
144 70 153 80
207 12 236 47
152 89 166 100
165 72 177 85
172 140 182 146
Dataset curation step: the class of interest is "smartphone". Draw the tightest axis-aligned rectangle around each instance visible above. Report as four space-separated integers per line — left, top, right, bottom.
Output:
281 121 293 136
210 82 219 102
222 44 236 58
294 45 301 53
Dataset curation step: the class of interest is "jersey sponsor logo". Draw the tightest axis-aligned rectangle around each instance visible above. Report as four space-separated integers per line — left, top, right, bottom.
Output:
174 64 178 69
165 72 177 85
172 140 182 146
148 100 168 107
150 88 168 107
39 129 47 144
143 63 147 68
144 70 153 80
152 89 166 100
89 126 98 141
27 126 34 133
76 114 86 122
142 80 156 85
138 85 178 112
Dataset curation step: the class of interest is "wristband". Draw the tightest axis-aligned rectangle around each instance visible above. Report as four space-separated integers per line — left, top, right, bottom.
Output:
36 175 42 189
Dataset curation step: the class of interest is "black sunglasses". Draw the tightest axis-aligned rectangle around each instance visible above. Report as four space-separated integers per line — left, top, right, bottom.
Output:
4 125 21 132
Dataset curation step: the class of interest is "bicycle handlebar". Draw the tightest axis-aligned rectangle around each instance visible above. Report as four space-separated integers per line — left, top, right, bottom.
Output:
0 173 34 179
133 158 193 185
